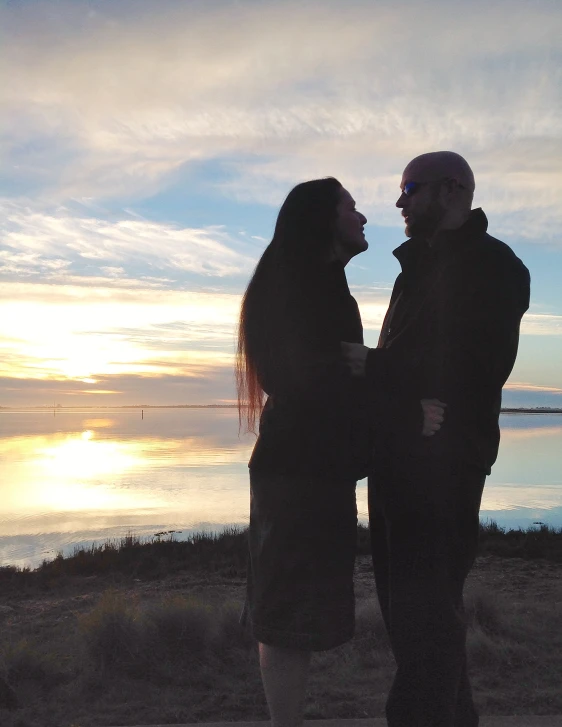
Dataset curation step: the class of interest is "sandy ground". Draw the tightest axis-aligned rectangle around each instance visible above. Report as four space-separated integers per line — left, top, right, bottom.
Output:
3 552 561 635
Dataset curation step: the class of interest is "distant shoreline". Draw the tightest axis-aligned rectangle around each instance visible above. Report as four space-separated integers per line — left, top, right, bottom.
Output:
0 404 239 410
1 405 562 413
500 408 562 414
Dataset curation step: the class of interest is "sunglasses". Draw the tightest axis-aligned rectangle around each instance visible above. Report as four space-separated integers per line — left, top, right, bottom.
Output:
402 178 465 197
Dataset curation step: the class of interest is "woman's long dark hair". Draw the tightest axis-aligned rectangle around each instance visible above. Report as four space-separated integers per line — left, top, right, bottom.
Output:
236 177 343 433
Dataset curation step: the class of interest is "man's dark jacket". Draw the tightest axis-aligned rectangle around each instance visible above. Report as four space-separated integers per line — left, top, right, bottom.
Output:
368 208 530 473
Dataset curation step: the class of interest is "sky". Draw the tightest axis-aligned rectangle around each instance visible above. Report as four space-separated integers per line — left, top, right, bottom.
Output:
1 0 561 408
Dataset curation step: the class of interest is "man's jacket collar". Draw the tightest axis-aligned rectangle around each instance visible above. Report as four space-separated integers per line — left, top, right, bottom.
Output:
393 208 489 267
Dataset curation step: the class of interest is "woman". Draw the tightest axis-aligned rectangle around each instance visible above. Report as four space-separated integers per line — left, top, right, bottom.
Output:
236 178 442 726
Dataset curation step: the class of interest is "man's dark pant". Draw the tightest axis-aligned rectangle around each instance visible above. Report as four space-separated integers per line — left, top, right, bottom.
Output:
368 454 487 727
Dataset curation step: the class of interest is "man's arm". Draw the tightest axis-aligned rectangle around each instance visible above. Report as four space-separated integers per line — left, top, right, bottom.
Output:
419 254 530 406
342 342 446 438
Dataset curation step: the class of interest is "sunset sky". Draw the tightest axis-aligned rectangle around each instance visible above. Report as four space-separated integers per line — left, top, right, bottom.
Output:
1 0 561 408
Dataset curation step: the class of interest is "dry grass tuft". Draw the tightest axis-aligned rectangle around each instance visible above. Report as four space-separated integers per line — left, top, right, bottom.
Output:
78 589 141 672
465 588 504 635
214 600 255 652
0 638 67 688
465 591 540 677
467 626 506 668
352 598 392 669
354 598 390 645
143 595 214 663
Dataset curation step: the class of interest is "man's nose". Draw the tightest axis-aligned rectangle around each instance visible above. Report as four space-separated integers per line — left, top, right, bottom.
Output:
396 194 406 208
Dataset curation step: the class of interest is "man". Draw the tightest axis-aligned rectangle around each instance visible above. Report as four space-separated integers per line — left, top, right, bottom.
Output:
343 152 530 727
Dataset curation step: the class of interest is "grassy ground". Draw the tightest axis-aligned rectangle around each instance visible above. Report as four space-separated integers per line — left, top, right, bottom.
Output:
0 524 561 727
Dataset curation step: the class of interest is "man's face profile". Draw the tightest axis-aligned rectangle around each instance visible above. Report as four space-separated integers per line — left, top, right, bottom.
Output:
396 175 447 239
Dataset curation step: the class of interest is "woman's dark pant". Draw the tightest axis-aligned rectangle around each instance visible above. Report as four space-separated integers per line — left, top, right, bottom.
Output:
368 455 486 727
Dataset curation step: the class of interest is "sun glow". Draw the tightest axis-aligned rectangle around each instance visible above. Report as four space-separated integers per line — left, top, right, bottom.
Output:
0 283 240 384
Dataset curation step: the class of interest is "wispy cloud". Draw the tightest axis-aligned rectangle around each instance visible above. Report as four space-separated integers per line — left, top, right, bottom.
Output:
504 382 562 394
0 202 255 283
1 0 561 238
520 313 562 336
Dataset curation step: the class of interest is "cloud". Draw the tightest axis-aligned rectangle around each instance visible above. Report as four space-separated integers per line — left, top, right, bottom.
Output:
501 387 562 409
351 285 393 332
1 0 561 238
0 201 256 283
1 272 560 407
0 369 237 408
0 0 561 405
503 382 562 394
0 281 242 391
520 313 562 336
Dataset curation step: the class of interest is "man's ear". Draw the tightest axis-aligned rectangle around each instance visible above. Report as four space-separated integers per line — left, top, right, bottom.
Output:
442 178 461 204
444 178 457 192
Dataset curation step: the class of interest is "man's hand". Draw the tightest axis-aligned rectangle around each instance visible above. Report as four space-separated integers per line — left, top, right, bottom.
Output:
421 398 447 436
341 341 369 377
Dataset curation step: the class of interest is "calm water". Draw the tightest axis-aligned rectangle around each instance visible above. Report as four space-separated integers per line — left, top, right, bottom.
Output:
1 408 561 568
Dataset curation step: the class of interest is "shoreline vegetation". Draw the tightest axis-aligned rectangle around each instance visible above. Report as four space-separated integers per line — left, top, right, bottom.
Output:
2 521 562 581
1 524 562 725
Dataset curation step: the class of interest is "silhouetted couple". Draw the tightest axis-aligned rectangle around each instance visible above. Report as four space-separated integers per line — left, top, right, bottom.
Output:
237 151 530 727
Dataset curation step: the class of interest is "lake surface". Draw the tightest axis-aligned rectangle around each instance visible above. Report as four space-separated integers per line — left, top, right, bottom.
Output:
1 408 561 568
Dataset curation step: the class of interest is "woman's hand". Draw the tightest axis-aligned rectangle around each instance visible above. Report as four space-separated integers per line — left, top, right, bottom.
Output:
421 398 447 437
341 341 369 377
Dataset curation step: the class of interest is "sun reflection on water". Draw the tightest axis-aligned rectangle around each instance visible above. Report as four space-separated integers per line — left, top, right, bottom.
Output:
0 413 254 524
39 430 140 480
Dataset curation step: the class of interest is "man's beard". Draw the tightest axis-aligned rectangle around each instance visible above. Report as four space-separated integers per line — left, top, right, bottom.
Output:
405 200 446 239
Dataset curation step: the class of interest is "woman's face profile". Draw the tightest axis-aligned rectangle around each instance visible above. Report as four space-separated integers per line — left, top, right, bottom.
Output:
332 187 368 265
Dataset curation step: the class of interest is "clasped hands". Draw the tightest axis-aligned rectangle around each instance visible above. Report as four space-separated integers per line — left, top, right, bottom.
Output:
341 341 446 437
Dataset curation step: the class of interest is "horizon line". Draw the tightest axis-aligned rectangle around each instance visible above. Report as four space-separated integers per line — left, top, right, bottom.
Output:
1 405 562 412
